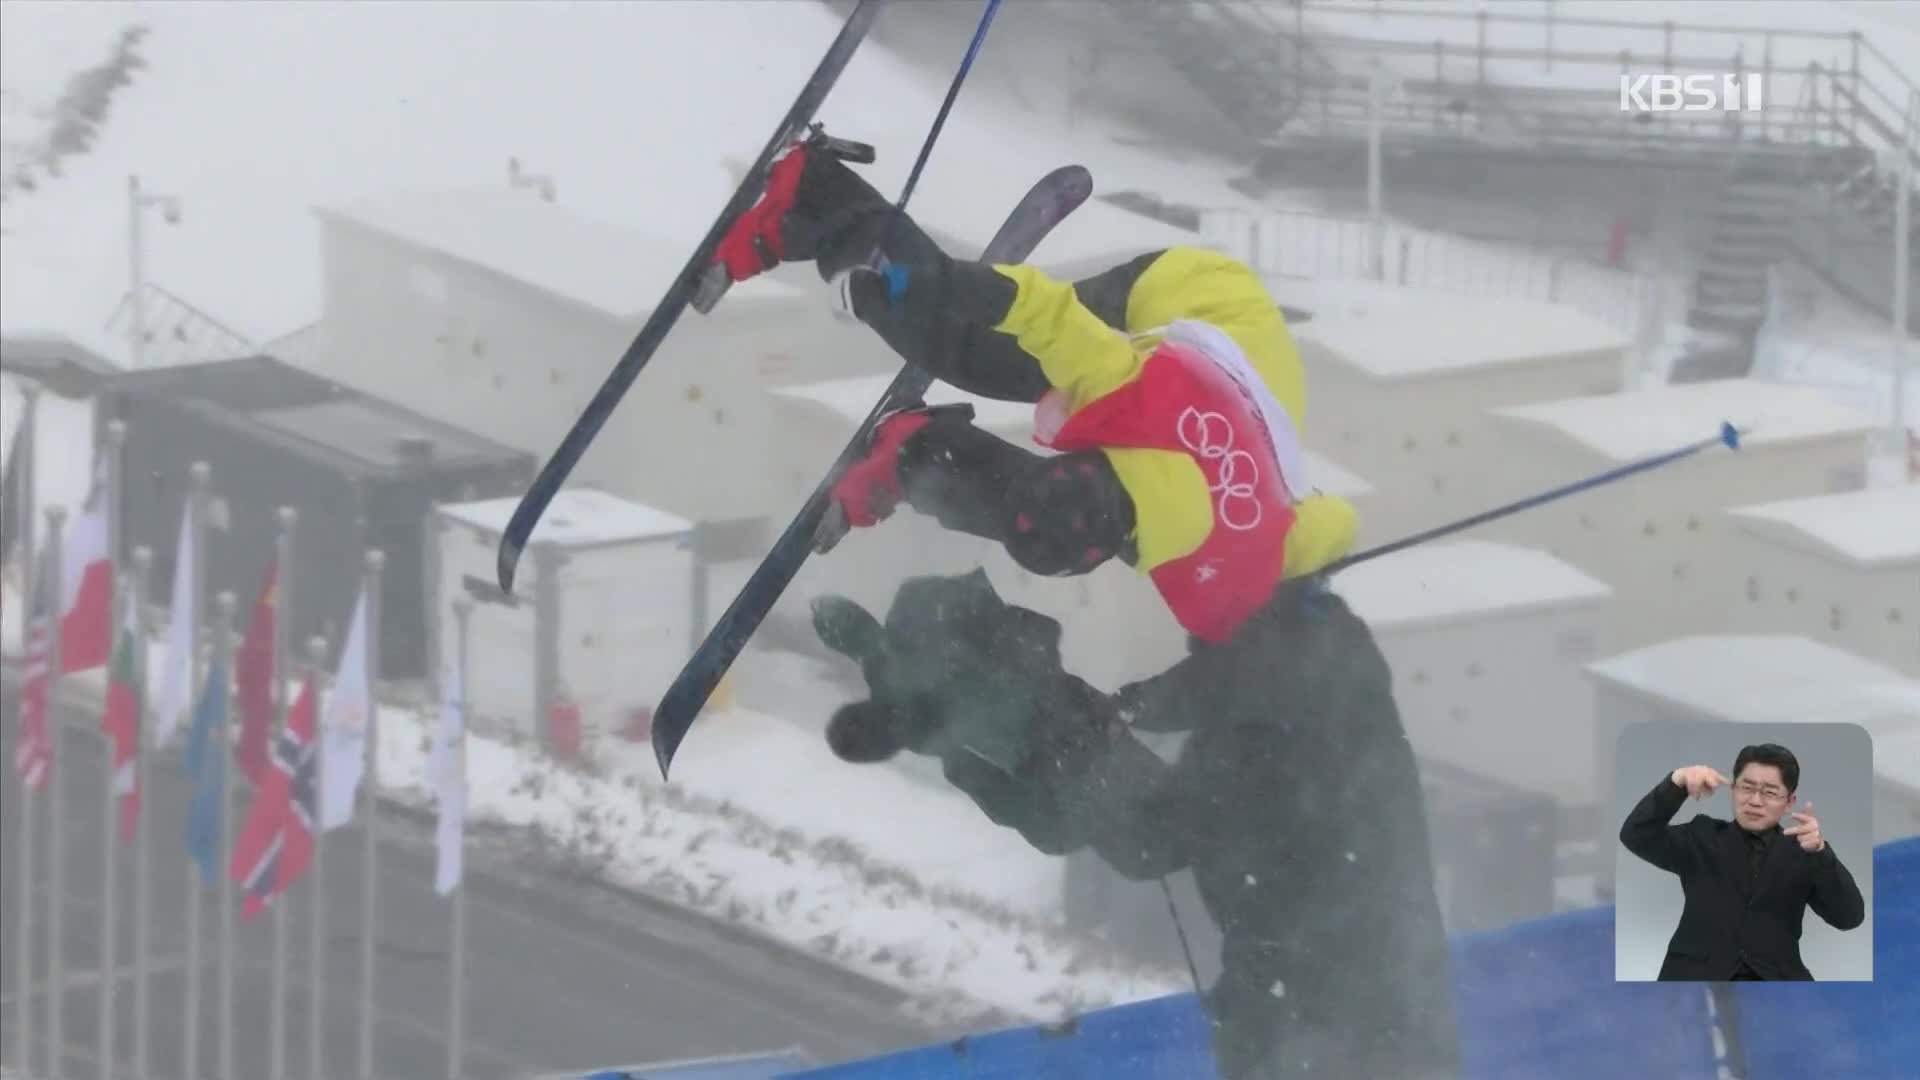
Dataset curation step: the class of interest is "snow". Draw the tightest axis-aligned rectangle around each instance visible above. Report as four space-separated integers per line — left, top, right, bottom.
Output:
318 186 806 319
1294 292 1630 381
1726 485 1920 567
0 596 1183 1026
0 372 100 557
1491 379 1879 463
1586 634 1920 735
439 488 693 548
1332 539 1612 630
0 0 1249 348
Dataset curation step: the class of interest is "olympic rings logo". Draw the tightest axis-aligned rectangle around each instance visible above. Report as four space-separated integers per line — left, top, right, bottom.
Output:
1176 407 1262 531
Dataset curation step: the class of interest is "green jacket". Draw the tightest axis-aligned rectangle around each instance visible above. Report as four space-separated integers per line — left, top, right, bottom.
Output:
815 572 1460 1078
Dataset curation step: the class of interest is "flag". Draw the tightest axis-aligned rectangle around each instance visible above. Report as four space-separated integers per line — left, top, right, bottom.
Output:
233 559 277 786
100 584 144 842
319 586 370 831
152 497 196 747
428 645 466 896
58 455 112 673
184 653 228 887
12 547 55 791
0 400 29 570
230 671 317 920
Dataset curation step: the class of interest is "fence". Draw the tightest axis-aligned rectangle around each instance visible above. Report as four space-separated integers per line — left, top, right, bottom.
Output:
1199 205 1655 336
1270 1 1920 170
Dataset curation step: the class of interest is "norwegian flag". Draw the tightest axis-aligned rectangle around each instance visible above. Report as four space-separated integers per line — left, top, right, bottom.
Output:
229 672 318 920
12 547 54 791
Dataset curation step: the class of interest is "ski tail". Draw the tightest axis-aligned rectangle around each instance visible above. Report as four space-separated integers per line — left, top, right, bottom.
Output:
651 164 1095 778
495 0 884 595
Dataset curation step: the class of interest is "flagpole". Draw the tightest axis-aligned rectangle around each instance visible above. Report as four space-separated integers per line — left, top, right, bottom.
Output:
97 576 128 1080
130 544 155 1080
357 548 385 1080
11 387 40 1076
306 632 329 1080
448 595 472 1080
10 380 40 1076
182 461 211 1080
13 381 37 646
44 505 68 1078
269 506 296 1080
215 589 239 1080
97 418 126 1078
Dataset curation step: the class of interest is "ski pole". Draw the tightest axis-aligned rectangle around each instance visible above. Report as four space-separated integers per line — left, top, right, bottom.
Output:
1321 421 1746 577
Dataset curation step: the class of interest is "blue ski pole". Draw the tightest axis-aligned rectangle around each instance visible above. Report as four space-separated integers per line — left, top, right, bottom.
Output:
1321 421 1746 577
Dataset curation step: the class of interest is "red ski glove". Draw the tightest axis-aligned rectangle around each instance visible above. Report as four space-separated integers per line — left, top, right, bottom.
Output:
712 141 810 283
829 410 934 528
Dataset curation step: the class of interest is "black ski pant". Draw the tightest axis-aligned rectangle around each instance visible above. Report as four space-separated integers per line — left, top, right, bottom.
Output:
792 151 1147 574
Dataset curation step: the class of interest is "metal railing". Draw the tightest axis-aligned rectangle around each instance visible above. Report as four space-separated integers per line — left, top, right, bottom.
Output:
1198 2 1920 171
101 282 258 370
1200 205 1653 335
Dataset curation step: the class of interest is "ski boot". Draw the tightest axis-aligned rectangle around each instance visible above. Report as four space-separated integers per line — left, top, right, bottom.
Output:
694 123 877 314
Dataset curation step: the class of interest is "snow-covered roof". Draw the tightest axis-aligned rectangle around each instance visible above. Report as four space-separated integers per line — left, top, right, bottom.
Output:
316 186 805 320
769 374 1038 435
1491 379 1877 463
1294 292 1628 381
1334 539 1612 629
1727 485 1920 568
438 488 691 547
1587 634 1920 735
768 374 1377 498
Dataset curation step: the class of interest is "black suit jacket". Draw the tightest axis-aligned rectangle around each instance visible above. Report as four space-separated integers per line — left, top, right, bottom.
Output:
1619 774 1866 981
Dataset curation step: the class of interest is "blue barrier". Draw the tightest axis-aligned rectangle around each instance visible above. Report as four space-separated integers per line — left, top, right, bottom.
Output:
1735 836 1919 1080
787 838 1918 1080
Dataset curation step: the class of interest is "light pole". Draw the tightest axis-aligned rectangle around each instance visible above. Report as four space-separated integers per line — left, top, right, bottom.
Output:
127 174 183 371
1891 90 1914 478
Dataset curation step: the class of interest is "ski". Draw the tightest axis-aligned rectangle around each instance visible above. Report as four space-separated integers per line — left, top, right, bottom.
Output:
495 0 885 594
651 163 1095 777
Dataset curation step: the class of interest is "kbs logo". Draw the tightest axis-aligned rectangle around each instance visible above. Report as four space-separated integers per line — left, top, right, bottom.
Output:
1619 73 1765 113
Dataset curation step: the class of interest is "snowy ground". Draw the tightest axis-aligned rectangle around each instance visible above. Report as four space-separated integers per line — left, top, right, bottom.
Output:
0 599 1185 1028
0 373 1184 1027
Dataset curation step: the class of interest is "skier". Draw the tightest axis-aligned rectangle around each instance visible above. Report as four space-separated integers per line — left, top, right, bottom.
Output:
714 132 1463 1079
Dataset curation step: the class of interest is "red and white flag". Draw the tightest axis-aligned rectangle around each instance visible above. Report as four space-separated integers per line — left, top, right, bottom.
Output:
100 583 145 841
12 549 56 791
229 671 318 920
57 457 113 673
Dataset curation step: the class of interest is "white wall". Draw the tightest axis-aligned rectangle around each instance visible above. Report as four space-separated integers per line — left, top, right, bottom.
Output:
1484 428 1873 653
314 220 901 525
1296 312 1627 546
1724 532 1920 677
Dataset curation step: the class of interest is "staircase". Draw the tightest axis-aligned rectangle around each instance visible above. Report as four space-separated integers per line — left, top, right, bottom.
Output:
1106 0 1338 143
1108 1 1919 355
1668 171 1802 382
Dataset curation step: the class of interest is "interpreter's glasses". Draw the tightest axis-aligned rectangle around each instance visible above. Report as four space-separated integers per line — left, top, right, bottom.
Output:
1735 781 1789 803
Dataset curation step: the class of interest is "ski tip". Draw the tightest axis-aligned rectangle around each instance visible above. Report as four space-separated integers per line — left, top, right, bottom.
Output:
1718 421 1742 451
652 727 677 781
1056 163 1093 200
496 537 524 596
